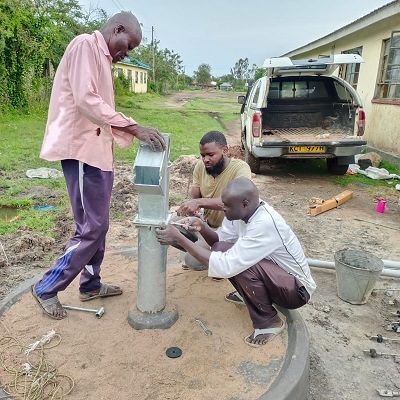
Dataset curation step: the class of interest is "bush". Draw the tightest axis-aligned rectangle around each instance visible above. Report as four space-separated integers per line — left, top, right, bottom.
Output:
114 75 131 96
147 81 157 93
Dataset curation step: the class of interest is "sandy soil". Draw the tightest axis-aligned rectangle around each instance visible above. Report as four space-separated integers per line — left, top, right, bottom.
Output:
1 90 400 399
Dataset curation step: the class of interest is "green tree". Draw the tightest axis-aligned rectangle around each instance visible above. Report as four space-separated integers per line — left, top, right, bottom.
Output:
230 58 258 90
254 68 267 80
130 39 183 93
231 58 249 82
0 0 106 111
215 73 234 87
194 63 211 85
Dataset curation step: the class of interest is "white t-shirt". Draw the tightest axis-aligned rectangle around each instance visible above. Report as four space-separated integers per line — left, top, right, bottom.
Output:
208 201 316 297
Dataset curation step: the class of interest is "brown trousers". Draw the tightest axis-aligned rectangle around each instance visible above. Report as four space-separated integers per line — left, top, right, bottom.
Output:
212 242 309 329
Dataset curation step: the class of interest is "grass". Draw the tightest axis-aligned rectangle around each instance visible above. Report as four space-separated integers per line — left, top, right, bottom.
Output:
0 89 399 236
0 90 241 236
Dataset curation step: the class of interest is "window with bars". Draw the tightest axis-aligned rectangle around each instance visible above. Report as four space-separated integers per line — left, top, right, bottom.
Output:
339 47 362 90
376 31 400 99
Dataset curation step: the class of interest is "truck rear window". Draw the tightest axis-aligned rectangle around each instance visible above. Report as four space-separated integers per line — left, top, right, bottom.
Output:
269 80 329 100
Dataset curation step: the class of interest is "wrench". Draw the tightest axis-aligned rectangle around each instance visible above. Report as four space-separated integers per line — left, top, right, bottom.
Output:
195 318 212 336
377 389 400 397
63 305 105 319
369 334 400 343
364 348 400 358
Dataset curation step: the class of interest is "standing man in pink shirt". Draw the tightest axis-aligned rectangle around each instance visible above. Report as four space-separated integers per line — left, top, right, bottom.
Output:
31 11 166 320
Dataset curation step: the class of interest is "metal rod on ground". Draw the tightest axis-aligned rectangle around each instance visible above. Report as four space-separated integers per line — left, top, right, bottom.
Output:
369 334 400 343
63 305 105 318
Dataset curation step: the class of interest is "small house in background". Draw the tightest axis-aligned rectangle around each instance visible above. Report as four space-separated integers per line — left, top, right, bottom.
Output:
114 58 152 93
220 82 233 91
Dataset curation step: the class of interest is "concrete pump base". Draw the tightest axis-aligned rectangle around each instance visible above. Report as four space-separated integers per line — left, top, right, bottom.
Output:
128 308 179 330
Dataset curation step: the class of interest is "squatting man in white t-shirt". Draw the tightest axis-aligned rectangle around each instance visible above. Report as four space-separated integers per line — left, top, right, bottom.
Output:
156 177 316 347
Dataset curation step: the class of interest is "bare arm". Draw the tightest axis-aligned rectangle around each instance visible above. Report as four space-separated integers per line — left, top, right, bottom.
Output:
156 218 219 266
178 186 224 216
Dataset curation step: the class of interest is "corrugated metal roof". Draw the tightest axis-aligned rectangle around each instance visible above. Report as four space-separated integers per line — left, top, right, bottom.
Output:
116 57 152 70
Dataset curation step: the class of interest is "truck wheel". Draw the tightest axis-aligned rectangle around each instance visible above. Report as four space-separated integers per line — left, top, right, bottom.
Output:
327 157 349 175
244 144 260 174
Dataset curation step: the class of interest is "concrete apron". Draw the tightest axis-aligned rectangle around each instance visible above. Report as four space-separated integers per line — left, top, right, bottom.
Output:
0 276 310 400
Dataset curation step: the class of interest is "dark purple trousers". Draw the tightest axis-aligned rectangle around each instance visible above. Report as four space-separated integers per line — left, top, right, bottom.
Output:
212 242 309 329
35 159 114 300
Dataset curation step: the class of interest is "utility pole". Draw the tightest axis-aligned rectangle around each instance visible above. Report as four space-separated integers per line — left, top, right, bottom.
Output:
151 26 155 82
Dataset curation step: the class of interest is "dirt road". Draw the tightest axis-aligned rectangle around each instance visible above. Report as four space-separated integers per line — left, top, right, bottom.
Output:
1 90 400 399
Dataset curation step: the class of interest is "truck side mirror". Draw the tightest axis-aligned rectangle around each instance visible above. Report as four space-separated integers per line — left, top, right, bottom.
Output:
237 95 246 104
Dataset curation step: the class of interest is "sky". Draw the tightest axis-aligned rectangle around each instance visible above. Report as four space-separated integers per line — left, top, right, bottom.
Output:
79 0 393 77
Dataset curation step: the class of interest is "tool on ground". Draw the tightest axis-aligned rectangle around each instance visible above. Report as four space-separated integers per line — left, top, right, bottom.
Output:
364 348 400 358
369 334 400 343
63 305 105 319
377 389 400 397
194 318 212 336
385 322 400 333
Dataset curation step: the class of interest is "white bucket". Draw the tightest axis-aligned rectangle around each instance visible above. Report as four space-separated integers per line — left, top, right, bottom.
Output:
334 249 384 305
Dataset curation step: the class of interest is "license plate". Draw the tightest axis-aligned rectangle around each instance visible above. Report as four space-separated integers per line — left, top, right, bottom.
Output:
289 146 325 153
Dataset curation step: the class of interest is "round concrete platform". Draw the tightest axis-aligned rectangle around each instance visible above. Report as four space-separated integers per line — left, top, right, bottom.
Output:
0 275 310 400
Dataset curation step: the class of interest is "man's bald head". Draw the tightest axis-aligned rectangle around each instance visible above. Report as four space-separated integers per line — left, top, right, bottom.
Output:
221 178 260 222
100 12 142 63
104 12 142 37
224 178 259 201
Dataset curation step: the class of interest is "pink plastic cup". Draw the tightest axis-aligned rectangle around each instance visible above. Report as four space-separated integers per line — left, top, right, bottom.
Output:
376 199 386 213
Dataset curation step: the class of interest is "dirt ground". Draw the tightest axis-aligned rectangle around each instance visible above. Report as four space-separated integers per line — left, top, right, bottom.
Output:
1 90 400 399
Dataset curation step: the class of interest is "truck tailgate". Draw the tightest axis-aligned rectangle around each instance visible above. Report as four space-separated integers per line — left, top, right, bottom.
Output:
261 127 366 146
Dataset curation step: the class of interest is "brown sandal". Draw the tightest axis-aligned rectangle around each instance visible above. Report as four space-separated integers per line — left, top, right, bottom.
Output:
79 283 123 302
31 285 67 320
224 291 245 305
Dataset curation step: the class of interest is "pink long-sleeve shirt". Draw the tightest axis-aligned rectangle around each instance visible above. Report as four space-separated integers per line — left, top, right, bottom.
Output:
40 30 135 171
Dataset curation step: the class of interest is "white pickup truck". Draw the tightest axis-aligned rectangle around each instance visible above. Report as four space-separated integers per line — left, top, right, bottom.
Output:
238 55 367 174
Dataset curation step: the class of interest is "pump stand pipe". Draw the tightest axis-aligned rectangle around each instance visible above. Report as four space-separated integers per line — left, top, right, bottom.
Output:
128 134 178 330
307 258 400 278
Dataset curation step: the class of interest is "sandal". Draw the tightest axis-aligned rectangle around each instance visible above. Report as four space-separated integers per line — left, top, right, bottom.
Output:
79 283 123 302
31 285 67 320
181 263 207 271
244 319 285 348
225 291 245 305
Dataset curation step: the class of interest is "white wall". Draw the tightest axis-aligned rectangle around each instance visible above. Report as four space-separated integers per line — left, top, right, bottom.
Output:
283 14 400 155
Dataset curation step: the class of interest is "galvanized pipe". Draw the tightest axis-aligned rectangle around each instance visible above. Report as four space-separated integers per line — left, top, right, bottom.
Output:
136 224 167 312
